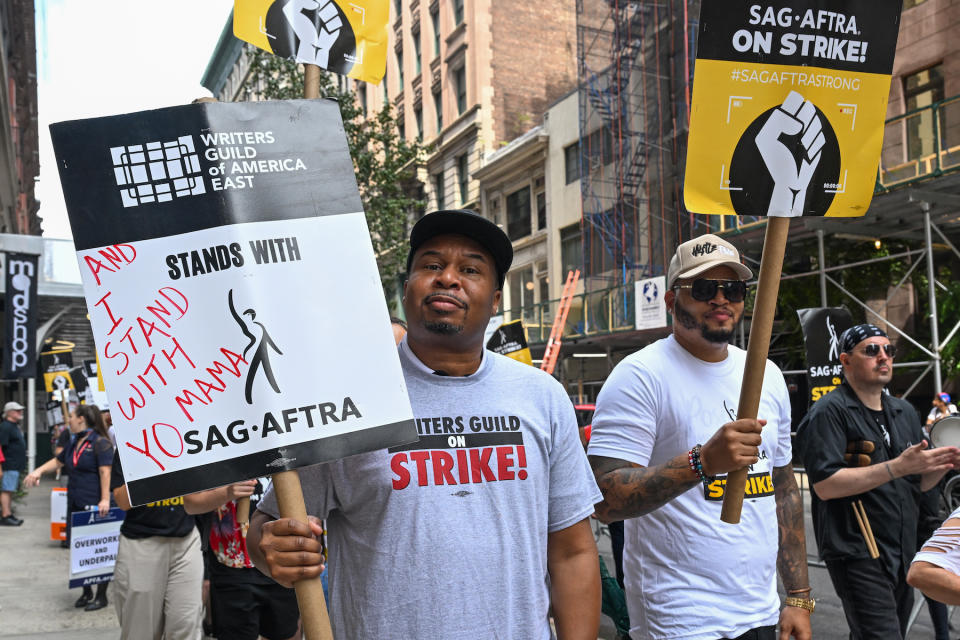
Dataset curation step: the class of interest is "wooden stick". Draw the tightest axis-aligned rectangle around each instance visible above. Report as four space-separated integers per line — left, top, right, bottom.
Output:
858 500 880 559
260 62 334 640
235 497 250 538
272 469 333 640
720 216 791 524
852 500 880 559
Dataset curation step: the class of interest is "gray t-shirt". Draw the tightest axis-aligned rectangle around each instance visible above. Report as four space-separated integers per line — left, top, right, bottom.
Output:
259 339 601 639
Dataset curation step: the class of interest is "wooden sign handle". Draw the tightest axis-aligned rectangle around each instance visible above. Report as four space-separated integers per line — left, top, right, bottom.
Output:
720 216 790 524
236 496 251 537
266 63 336 640
272 469 333 640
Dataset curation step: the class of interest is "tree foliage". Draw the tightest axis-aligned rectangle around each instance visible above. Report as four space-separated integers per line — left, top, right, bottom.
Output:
246 48 428 300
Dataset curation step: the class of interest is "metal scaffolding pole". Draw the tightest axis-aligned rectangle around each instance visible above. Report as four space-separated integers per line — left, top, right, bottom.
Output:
923 204 943 393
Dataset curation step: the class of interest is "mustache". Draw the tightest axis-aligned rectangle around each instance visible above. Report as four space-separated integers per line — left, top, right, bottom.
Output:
424 293 468 309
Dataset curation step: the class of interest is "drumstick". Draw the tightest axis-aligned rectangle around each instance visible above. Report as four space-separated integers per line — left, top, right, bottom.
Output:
851 500 879 559
859 500 880 558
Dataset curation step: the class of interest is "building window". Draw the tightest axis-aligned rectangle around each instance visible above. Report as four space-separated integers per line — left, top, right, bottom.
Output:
398 119 405 140
457 154 469 204
507 265 534 317
358 85 367 117
393 0 402 19
585 126 614 168
434 89 443 132
431 7 441 56
434 172 445 210
414 107 423 140
506 186 532 240
414 34 422 74
383 71 388 102
453 0 464 26
454 66 467 114
396 49 404 87
560 224 582 276
536 191 546 230
564 142 580 184
903 64 944 160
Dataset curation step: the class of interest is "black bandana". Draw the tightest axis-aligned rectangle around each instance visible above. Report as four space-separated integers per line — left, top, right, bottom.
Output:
840 323 887 353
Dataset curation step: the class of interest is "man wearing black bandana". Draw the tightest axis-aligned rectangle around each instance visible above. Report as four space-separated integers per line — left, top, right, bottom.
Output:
797 323 960 639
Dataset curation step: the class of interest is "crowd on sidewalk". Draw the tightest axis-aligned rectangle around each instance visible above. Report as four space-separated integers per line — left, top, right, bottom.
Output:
6 216 960 639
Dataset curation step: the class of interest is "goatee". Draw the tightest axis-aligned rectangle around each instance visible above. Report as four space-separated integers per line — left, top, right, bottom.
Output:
674 299 735 344
424 321 464 335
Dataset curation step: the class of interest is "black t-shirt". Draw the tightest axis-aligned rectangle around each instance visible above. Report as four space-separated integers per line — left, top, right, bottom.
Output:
56 428 71 452
110 455 195 539
56 430 114 507
0 420 26 472
797 383 925 580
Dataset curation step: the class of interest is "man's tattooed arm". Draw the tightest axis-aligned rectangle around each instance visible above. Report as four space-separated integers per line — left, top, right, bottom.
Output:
773 464 810 593
589 454 700 522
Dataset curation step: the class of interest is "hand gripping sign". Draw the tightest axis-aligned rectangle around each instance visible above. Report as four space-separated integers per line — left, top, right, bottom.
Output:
682 0 902 523
233 0 389 84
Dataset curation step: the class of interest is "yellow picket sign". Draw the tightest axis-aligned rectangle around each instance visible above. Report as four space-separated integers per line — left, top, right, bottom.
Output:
234 0 389 84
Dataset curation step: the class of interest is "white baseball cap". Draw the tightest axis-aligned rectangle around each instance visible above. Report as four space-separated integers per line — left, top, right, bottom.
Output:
3 401 24 414
667 234 752 288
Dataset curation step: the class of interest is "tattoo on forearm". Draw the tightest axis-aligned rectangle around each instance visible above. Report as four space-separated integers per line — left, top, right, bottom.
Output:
589 454 699 521
773 464 809 592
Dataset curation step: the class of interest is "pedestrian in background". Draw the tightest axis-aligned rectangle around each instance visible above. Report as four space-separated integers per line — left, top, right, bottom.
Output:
0 401 27 526
111 454 204 639
26 404 114 610
797 324 960 639
185 479 301 640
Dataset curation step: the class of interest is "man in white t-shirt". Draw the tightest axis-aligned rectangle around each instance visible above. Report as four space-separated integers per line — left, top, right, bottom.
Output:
587 234 811 640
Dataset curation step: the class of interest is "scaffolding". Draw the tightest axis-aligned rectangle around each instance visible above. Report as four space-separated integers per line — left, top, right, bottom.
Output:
575 0 703 310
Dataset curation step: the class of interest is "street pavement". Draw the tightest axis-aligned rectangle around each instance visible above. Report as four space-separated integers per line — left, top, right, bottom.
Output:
0 476 948 638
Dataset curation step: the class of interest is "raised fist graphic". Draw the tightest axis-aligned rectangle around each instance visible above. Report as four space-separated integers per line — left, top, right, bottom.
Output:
283 0 343 68
755 91 825 217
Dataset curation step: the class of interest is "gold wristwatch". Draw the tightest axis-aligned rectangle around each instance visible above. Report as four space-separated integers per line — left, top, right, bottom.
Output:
784 596 816 613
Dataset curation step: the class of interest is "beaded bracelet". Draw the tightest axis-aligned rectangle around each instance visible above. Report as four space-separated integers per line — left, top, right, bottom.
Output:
688 444 715 484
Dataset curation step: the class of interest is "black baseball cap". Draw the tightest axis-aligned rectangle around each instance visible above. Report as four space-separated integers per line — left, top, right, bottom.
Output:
406 209 513 289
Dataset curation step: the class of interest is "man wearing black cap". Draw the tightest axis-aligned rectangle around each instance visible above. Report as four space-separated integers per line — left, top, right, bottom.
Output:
797 323 960 639
249 210 602 639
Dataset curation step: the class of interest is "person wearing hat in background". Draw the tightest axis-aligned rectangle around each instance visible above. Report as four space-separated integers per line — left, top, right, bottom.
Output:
587 234 811 640
248 209 603 639
796 324 960 639
926 392 958 426
0 401 27 526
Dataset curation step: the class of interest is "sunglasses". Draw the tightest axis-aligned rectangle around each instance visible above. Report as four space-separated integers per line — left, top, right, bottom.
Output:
855 343 896 358
673 279 748 303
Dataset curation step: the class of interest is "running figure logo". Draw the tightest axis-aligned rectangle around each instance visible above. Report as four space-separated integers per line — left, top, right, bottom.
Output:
229 289 283 404
826 316 840 361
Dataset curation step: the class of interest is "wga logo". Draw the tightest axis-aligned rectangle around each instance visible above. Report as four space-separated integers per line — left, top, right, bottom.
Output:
111 135 205 207
229 289 283 404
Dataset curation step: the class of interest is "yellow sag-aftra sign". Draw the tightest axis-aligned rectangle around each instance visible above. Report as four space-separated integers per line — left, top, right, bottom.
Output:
684 0 903 218
234 0 388 84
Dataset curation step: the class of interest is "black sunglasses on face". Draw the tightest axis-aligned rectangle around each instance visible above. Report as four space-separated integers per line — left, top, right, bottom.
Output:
856 343 896 358
673 279 748 303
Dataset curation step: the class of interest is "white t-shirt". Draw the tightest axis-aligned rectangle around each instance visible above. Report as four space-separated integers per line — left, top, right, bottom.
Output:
588 335 792 640
913 505 960 575
927 404 958 423
260 339 601 639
